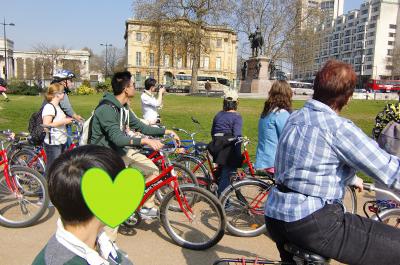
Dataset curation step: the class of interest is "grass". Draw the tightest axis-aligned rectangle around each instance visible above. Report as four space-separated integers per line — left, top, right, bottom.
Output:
0 93 395 182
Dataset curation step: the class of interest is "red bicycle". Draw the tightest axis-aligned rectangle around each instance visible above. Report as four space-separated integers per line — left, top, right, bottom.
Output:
8 120 82 174
0 130 49 228
122 137 225 250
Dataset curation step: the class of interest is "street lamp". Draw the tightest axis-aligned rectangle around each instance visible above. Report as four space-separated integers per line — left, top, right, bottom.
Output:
1 18 15 81
100 43 112 78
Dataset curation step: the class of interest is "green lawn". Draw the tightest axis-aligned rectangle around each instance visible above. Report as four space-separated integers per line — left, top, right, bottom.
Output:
0 93 394 182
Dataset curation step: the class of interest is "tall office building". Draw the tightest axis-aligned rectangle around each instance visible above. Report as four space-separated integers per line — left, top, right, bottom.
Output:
293 0 400 86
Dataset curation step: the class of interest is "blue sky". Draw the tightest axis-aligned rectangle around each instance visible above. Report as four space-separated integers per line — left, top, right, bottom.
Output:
3 0 363 54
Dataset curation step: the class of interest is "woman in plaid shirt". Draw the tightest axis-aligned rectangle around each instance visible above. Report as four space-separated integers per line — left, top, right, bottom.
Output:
265 60 400 265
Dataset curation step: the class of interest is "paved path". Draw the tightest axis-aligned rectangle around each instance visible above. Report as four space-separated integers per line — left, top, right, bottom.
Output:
0 191 374 265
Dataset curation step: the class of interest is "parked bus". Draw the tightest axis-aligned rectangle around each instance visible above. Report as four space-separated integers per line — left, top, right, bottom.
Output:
171 74 231 93
288 81 313 95
367 79 400 93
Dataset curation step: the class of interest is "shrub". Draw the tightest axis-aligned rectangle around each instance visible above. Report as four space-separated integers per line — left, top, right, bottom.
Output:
7 79 41 95
76 85 96 95
95 78 112 93
81 79 91 87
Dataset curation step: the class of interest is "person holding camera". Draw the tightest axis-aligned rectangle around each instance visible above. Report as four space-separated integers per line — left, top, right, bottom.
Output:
141 77 165 125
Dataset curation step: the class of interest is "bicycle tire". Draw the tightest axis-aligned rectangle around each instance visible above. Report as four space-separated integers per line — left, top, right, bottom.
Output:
9 147 46 175
0 166 49 228
160 185 225 250
343 186 357 214
371 208 400 228
220 178 272 237
175 154 212 190
155 163 198 202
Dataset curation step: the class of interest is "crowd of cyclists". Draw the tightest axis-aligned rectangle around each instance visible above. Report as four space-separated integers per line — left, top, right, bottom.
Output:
1 59 400 265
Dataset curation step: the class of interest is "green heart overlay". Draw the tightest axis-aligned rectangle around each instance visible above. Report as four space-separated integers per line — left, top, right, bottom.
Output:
81 168 145 228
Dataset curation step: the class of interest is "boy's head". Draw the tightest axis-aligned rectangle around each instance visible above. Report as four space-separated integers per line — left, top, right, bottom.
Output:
47 145 126 226
111 71 134 96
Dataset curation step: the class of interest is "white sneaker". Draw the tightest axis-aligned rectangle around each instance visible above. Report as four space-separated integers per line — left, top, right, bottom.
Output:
139 207 158 219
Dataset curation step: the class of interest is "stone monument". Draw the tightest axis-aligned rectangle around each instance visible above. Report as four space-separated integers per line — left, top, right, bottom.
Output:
240 27 274 94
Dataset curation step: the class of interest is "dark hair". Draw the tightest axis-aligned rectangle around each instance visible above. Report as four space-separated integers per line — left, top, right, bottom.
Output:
111 71 132 95
47 145 126 225
261 80 292 118
144 78 157 90
223 100 238 111
313 60 357 111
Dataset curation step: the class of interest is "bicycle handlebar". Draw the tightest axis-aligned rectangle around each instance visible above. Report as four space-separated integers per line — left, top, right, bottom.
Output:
363 183 400 202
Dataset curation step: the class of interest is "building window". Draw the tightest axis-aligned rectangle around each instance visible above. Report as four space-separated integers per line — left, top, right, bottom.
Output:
203 57 209 69
367 40 374 45
216 39 222 48
135 71 141 82
149 71 154 78
369 23 375 29
361 9 368 15
136 32 142 41
216 57 221 70
177 56 182 68
164 55 170 67
390 24 397 29
372 7 379 12
136 52 141 66
388 49 393 56
149 53 155 67
388 41 394 46
389 33 396 38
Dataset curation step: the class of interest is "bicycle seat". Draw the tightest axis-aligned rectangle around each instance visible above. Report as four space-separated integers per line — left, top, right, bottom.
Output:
284 243 330 264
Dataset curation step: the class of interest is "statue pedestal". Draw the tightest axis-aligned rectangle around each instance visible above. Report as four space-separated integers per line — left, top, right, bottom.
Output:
240 56 273 94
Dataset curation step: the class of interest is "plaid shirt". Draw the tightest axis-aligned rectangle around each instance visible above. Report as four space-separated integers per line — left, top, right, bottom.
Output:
265 99 400 222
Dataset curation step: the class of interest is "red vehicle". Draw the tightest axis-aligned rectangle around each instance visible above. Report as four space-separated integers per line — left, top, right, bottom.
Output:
367 79 400 92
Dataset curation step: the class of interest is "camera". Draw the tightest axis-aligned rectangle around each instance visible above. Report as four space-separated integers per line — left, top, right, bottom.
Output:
156 84 165 93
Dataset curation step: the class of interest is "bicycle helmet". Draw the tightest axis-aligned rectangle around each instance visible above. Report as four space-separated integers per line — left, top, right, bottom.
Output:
52 69 76 83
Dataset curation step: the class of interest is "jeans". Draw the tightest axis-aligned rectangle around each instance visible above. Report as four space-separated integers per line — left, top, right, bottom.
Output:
44 143 66 178
217 165 237 196
265 204 400 265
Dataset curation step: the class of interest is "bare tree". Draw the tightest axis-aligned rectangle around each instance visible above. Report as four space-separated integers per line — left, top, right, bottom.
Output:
102 47 126 75
390 45 400 79
231 0 321 78
132 0 230 93
31 43 71 80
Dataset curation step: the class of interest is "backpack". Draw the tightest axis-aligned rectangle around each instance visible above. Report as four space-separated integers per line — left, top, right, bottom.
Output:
28 103 57 146
377 121 400 156
79 100 120 146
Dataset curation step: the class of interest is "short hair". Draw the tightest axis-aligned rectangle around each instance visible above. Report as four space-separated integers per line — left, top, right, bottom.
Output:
144 77 157 90
223 100 238 111
313 60 357 111
111 71 132 95
45 83 64 102
47 145 126 225
261 80 292 118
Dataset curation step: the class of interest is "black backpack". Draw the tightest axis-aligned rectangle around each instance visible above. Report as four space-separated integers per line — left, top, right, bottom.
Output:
28 103 57 146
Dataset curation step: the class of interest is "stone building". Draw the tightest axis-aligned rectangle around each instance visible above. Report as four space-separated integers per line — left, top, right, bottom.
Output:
124 19 238 87
0 38 90 82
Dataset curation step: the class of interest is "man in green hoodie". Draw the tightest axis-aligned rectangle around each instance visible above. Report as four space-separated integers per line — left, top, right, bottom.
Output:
90 71 179 218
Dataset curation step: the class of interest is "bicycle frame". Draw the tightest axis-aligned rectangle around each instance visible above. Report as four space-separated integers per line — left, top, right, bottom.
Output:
0 140 18 193
138 150 194 221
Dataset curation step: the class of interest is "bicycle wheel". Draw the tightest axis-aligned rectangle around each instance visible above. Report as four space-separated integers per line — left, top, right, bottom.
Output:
371 208 400 228
160 185 225 250
343 186 357 214
9 147 46 175
0 166 49 228
155 163 198 202
175 155 212 190
220 178 272 237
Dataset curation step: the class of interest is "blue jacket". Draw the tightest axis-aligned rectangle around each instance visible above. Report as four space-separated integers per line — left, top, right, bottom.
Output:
254 109 290 169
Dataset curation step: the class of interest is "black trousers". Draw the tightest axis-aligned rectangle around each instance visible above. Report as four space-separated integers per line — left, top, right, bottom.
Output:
266 204 400 265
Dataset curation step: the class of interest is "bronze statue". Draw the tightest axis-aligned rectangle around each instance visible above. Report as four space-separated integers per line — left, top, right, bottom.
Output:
249 27 264 57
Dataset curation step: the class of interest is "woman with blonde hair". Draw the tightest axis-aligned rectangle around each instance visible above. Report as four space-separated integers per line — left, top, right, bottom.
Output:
42 83 73 174
254 80 293 173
